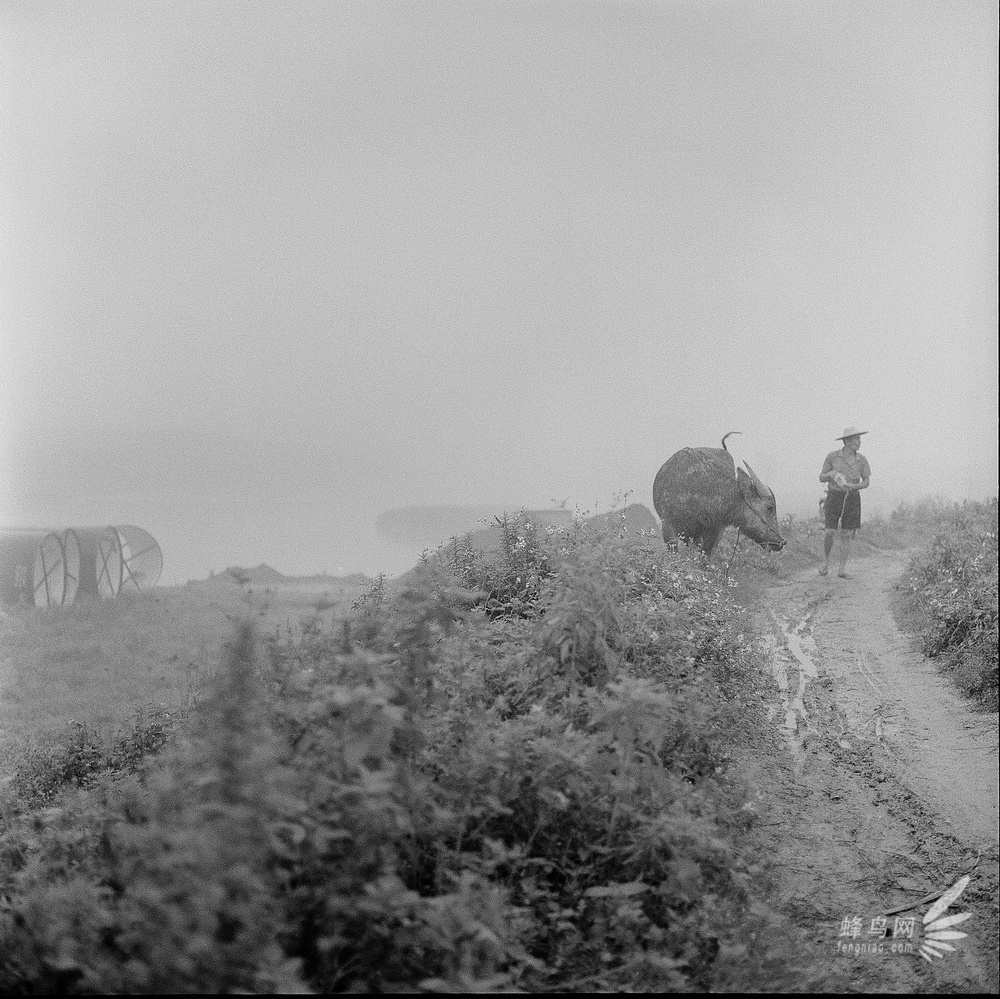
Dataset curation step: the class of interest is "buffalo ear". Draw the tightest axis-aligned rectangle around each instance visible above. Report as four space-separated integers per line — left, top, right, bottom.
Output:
742 460 768 496
736 466 754 495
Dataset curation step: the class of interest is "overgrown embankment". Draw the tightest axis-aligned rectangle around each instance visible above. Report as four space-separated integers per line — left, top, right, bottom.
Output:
0 513 826 993
899 499 998 710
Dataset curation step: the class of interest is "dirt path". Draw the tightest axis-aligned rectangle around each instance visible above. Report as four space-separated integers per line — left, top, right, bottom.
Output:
743 551 999 993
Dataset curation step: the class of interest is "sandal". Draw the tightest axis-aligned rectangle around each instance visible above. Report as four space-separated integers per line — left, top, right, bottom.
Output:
838 571 851 579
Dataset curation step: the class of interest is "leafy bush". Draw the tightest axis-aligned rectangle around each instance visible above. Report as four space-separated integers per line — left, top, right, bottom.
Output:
430 511 553 619
0 627 301 993
6 705 182 810
341 519 783 990
903 499 998 708
0 522 813 993
351 571 389 618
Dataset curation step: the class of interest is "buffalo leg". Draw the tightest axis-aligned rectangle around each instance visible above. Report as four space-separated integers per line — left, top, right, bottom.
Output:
699 526 723 557
661 522 679 550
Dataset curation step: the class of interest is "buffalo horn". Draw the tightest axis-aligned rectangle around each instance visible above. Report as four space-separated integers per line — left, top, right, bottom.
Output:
743 460 768 494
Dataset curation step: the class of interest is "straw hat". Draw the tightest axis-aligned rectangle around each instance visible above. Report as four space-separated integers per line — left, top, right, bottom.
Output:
836 426 868 440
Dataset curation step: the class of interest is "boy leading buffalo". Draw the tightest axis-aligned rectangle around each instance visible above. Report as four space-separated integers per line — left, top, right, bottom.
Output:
819 426 872 578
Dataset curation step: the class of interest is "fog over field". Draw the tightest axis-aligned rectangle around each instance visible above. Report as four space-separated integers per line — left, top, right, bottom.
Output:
1 1 996 583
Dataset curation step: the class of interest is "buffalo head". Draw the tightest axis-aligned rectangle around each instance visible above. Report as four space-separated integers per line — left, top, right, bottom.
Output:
736 461 785 552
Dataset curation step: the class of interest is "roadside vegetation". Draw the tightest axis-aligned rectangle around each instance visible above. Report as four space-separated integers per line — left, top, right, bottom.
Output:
1 496 993 991
900 498 999 710
0 513 827 993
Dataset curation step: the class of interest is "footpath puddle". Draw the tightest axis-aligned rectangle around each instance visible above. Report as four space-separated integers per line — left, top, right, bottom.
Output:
768 610 820 763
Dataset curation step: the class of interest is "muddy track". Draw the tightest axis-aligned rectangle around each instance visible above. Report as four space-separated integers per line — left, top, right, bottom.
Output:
742 551 998 993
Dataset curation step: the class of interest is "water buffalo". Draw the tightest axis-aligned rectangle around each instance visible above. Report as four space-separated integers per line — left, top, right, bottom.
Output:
653 434 785 557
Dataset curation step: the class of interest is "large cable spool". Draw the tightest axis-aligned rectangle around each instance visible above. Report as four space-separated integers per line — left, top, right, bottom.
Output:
116 524 162 590
59 528 81 605
0 529 73 608
64 527 123 601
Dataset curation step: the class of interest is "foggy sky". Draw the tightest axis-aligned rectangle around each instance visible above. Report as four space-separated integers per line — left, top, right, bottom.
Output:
2 1 997 582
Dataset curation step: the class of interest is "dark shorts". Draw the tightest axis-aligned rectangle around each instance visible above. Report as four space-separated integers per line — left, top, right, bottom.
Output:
825 490 861 530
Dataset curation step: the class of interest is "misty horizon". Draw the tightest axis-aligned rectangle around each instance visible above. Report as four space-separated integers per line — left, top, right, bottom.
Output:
2 2 996 584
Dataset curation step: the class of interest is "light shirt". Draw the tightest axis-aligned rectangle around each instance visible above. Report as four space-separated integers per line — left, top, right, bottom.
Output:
822 448 871 493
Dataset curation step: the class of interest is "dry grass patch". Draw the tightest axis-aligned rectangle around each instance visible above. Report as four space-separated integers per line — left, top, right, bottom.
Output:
0 576 368 762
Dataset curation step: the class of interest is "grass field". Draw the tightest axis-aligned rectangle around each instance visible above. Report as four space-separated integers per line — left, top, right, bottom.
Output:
0 574 368 763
